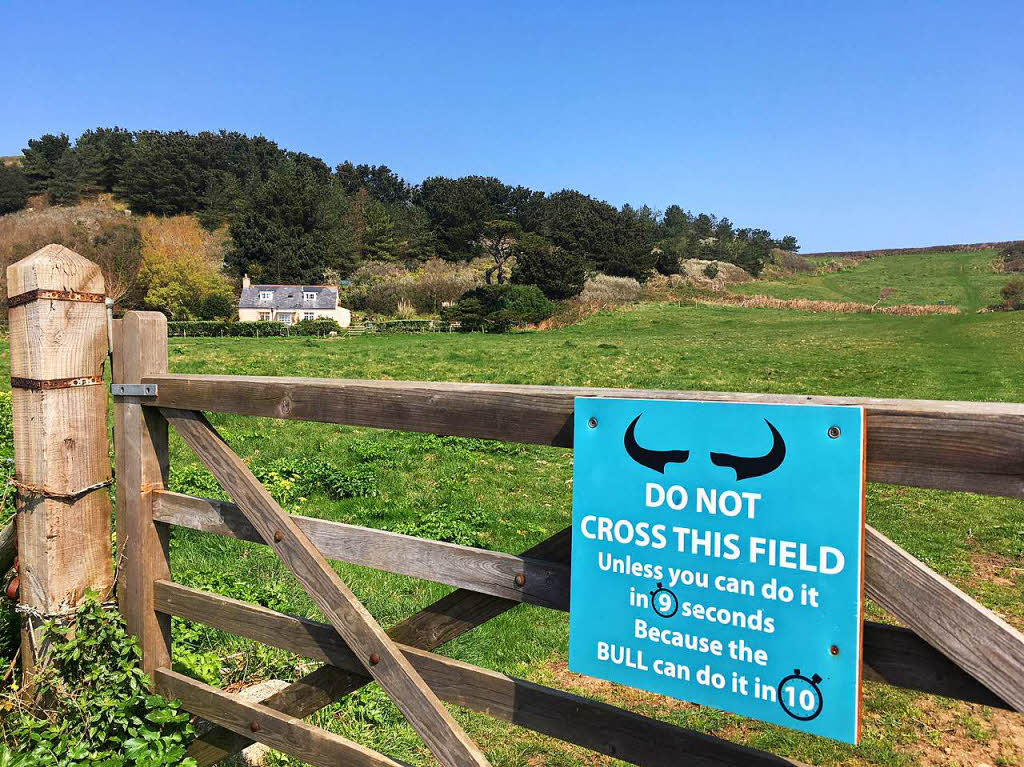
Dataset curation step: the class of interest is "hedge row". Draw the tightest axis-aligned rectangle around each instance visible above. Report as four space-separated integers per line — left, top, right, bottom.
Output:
166 319 343 337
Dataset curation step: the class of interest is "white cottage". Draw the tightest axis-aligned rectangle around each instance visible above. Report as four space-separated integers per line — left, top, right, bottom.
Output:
237 275 352 327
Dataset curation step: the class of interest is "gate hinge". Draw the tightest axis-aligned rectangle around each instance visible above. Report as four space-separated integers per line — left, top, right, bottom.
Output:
111 384 158 397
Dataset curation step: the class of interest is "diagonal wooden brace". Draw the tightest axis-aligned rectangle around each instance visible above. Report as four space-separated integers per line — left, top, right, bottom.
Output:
865 526 1024 712
163 408 491 767
186 525 572 766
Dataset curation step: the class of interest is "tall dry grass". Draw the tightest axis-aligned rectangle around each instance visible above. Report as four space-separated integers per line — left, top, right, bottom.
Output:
700 293 961 315
352 258 480 316
579 274 645 302
0 199 142 304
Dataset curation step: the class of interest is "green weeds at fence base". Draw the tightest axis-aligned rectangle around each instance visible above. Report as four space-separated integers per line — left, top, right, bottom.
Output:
0 596 196 767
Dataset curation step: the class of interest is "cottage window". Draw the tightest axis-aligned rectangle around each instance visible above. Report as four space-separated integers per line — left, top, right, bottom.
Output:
279 313 293 324
303 291 317 302
304 311 315 321
258 291 273 301
258 311 271 321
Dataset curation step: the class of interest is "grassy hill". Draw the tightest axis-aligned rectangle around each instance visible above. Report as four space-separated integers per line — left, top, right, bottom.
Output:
734 249 1007 312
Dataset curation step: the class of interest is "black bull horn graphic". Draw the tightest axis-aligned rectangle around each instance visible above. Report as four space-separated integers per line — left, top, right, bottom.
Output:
623 414 689 473
623 414 786 480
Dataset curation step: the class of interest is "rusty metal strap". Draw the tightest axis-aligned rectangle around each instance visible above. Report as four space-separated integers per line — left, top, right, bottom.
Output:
11 375 104 391
10 476 113 503
7 288 107 309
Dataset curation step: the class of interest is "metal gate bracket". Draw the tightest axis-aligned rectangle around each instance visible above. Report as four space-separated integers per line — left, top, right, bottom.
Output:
111 384 158 397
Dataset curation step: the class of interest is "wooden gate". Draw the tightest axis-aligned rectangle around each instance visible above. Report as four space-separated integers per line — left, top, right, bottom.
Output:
105 310 1024 767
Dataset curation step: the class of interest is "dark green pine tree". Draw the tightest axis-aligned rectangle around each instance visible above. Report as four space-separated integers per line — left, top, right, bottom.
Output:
21 133 71 195
0 163 30 214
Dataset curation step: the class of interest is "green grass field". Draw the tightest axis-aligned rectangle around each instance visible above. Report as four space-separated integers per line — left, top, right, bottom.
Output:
734 249 1008 312
1 255 1022 765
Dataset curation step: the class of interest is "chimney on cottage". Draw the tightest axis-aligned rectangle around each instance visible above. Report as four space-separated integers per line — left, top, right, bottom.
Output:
242 274 251 289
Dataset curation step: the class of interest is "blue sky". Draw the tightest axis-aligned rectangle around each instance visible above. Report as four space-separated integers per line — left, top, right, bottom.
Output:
3 1 1021 252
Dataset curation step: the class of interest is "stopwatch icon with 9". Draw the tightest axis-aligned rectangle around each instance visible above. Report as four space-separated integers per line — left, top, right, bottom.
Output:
649 582 678 618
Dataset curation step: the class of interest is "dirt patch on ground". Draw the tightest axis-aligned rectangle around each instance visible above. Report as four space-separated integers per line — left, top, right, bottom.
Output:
546 657 702 715
901 697 1024 767
968 551 1021 589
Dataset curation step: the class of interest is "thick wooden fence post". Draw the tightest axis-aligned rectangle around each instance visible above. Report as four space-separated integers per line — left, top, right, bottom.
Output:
114 311 171 678
6 245 114 683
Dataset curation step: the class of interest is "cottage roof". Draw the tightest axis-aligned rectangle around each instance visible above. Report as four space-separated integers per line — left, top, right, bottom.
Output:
238 285 339 310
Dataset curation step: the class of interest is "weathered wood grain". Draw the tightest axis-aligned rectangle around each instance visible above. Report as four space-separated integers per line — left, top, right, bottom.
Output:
163 408 491 767
153 491 569 609
145 375 1024 498
861 622 1009 708
0 520 14 578
7 246 114 684
154 582 804 767
154 669 407 767
114 313 172 678
185 528 573 765
865 526 1024 712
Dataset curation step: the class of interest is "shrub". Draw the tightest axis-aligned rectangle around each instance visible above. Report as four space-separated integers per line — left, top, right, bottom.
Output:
1001 279 1024 310
1 211 144 307
353 259 477 316
579 274 644 303
511 244 588 300
442 284 553 332
0 596 196 766
167 319 342 337
403 259 477 313
197 292 235 320
395 299 416 319
295 317 343 335
0 163 29 215
1001 243 1024 273
770 248 814 273
702 262 719 279
364 280 403 315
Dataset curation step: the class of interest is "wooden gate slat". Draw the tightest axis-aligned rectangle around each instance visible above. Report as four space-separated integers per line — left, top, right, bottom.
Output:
154 581 806 767
155 669 408 767
152 491 569 609
162 408 492 767
114 313 172 678
144 374 1024 499
865 527 1024 712
0 520 15 577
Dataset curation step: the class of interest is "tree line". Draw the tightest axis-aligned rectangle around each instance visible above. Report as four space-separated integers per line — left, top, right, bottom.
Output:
0 129 799 293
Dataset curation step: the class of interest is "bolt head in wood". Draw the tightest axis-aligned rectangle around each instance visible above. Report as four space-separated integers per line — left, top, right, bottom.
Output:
827 425 841 439
588 417 598 429
369 652 380 666
830 644 840 656
249 721 261 732
273 530 284 542
514 573 526 587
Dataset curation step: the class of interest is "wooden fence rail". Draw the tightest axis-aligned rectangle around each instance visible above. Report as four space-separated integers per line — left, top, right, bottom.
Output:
143 375 1024 498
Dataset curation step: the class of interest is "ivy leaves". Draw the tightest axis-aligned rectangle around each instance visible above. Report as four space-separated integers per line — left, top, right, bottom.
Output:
0 596 197 766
